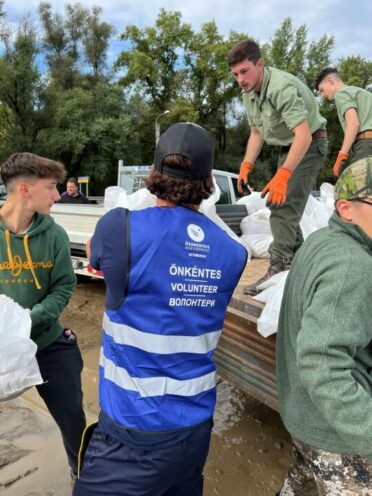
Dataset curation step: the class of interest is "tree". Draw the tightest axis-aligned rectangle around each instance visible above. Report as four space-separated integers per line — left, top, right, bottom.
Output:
268 18 307 79
183 22 245 158
38 2 114 89
116 9 192 110
37 83 141 193
38 2 83 89
267 17 334 86
306 35 335 88
0 16 43 156
338 56 372 88
83 6 114 80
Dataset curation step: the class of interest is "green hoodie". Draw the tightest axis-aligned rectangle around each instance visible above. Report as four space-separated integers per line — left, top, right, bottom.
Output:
276 212 372 460
0 212 76 350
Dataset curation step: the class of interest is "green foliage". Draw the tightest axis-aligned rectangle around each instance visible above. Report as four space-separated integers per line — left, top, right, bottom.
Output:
38 2 113 89
183 21 246 161
266 17 335 87
0 19 43 156
0 5 371 193
36 84 141 193
338 56 372 87
83 6 114 78
115 10 248 167
306 35 336 88
116 9 192 108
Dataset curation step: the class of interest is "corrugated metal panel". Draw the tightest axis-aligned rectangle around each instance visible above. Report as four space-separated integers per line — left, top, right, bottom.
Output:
215 304 278 411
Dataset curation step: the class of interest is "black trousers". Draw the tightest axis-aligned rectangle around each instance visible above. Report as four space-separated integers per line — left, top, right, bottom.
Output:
74 419 213 496
36 331 86 473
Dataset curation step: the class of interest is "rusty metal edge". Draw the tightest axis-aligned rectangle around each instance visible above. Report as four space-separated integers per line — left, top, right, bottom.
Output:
215 298 279 412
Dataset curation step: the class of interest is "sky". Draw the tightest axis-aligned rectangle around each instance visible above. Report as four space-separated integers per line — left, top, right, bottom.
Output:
2 0 372 63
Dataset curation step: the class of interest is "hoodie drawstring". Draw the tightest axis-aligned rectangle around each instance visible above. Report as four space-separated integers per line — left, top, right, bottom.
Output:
4 229 14 270
4 229 41 290
23 234 41 290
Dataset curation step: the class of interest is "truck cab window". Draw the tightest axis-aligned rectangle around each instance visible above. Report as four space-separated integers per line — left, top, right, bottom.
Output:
0 180 6 202
214 175 231 204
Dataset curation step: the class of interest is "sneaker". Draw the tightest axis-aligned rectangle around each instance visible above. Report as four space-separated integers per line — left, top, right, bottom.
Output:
244 256 291 296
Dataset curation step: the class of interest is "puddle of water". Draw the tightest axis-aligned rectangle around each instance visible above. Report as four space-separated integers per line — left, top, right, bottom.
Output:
81 347 100 417
204 380 291 496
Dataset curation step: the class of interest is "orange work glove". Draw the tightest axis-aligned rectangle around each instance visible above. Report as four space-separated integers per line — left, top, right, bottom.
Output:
261 167 292 208
238 161 254 194
333 151 349 177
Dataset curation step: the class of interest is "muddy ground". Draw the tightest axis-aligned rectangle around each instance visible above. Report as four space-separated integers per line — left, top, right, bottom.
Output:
0 278 292 496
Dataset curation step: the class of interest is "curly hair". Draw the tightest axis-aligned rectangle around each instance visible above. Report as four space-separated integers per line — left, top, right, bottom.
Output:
146 154 213 205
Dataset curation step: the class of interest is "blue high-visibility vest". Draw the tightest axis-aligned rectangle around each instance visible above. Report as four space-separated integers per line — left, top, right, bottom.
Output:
99 206 247 432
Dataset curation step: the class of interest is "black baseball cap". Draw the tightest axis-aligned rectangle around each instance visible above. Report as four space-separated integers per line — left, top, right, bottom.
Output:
154 122 214 180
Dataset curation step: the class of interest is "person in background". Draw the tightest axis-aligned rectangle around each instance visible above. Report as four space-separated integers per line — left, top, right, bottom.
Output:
59 177 90 204
314 67 372 177
276 157 372 495
74 123 248 496
0 153 86 482
229 40 327 295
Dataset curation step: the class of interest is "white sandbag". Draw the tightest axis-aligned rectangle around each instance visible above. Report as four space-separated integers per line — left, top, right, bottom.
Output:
299 194 331 239
240 209 272 258
200 177 251 255
200 175 221 213
239 188 333 259
240 182 334 338
104 186 156 211
319 182 335 217
320 182 334 199
104 178 221 214
237 192 267 214
240 208 271 235
253 271 289 337
104 179 251 255
240 233 273 258
0 295 43 401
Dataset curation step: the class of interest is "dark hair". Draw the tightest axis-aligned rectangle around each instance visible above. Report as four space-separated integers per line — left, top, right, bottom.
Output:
228 40 262 67
314 67 340 90
0 152 66 186
67 177 79 187
146 154 213 205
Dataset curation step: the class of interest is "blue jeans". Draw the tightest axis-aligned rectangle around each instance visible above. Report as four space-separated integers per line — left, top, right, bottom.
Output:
73 418 213 496
36 331 86 473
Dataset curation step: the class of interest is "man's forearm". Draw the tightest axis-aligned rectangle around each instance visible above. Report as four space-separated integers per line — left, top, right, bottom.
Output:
340 109 360 154
282 120 312 173
244 129 264 164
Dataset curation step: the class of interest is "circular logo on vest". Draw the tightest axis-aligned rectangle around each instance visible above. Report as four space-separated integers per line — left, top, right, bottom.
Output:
187 224 205 242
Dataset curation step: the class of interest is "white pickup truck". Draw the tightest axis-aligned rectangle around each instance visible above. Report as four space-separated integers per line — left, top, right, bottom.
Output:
48 168 246 278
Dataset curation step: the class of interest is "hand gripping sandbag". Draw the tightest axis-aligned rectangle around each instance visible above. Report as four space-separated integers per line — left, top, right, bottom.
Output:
0 295 43 401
